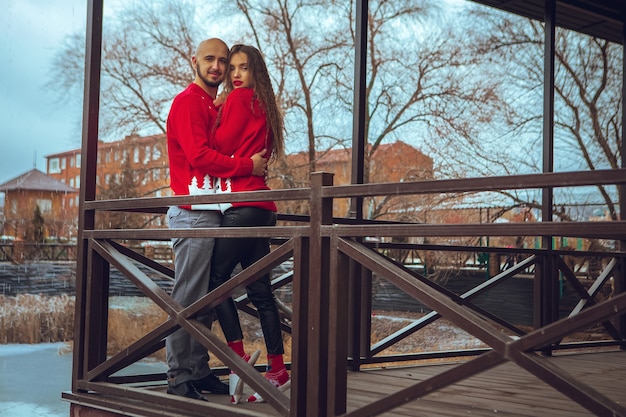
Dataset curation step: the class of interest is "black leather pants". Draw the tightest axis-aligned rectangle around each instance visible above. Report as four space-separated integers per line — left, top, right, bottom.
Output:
208 206 284 355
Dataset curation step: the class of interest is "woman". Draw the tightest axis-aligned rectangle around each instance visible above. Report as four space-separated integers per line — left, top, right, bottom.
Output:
208 44 288 403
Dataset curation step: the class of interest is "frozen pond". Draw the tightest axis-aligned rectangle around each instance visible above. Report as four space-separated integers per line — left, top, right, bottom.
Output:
0 342 167 417
0 343 71 417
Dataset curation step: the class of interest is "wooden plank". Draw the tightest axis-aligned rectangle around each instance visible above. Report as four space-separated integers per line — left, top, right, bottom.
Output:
344 351 625 416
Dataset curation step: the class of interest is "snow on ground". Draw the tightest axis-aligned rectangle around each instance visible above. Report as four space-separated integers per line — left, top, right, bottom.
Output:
0 342 69 357
0 342 71 417
0 341 167 417
1 401 65 417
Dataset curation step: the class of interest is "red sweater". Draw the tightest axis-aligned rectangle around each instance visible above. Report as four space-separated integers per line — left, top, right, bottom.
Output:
212 88 277 212
166 83 253 210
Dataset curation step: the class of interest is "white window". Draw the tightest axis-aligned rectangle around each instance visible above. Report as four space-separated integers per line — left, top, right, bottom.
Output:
153 145 161 160
75 175 80 188
134 147 140 163
70 157 75 168
36 199 52 213
76 154 81 168
144 146 151 164
70 178 75 188
49 158 61 174
61 158 66 170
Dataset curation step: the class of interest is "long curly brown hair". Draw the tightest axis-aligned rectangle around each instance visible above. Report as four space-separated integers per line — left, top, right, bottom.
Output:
218 44 285 161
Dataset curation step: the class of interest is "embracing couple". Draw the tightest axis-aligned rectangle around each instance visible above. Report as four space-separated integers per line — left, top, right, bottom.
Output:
165 38 288 404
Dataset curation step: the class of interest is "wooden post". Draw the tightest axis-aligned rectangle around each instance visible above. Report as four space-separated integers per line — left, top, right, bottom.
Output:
307 172 334 417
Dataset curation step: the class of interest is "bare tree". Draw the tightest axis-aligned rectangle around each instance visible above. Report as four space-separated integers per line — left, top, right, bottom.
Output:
464 6 622 220
349 1 507 220
51 0 206 142
51 0 516 223
226 1 507 219
228 0 351 176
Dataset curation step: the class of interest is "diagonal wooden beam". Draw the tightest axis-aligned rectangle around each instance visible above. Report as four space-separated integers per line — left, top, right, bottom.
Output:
570 258 618 315
342 350 506 417
181 318 290 416
92 237 294 416
86 320 173 382
91 239 181 317
556 256 620 340
181 238 294 320
339 237 626 416
371 255 536 354
108 239 174 279
338 238 512 350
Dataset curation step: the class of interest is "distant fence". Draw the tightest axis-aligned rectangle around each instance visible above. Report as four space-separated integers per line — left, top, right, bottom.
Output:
0 242 77 263
0 241 172 264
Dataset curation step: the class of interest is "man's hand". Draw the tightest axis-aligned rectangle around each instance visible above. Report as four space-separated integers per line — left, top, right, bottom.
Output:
251 149 268 176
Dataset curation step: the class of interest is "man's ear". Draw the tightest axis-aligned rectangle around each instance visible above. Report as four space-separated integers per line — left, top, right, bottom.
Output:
190 55 197 68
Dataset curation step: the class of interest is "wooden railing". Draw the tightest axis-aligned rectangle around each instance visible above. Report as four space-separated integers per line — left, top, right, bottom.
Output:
66 168 626 417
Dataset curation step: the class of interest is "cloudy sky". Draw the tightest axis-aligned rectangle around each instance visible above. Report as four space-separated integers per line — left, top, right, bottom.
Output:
0 0 468 186
0 0 90 184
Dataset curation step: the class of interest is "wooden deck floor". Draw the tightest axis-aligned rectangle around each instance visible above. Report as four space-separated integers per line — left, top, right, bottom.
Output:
220 350 625 416
345 350 626 416
64 350 626 417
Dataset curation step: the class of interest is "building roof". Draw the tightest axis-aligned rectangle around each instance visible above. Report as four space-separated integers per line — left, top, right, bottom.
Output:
44 134 167 159
473 0 624 45
0 169 77 193
289 141 429 164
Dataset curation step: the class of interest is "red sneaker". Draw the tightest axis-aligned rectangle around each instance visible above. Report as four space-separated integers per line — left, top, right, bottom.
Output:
230 349 261 404
247 367 290 403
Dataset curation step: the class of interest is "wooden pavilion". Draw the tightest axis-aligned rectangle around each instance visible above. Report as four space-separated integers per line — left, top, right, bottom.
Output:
64 1 626 416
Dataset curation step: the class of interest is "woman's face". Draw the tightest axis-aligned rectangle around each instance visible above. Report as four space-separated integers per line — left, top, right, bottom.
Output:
229 52 251 89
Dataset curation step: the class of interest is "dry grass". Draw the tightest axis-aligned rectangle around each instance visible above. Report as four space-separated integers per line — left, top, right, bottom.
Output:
0 294 293 366
0 294 481 367
0 295 605 369
0 294 75 344
107 304 294 367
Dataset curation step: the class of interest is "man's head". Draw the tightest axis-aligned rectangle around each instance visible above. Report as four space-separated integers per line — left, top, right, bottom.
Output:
191 38 229 96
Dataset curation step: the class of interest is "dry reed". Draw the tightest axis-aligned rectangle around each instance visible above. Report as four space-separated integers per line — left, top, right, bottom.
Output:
1 294 531 368
0 294 74 344
0 294 293 367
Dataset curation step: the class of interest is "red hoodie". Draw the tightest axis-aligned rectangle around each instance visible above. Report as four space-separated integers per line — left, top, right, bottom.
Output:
212 87 277 212
166 83 253 210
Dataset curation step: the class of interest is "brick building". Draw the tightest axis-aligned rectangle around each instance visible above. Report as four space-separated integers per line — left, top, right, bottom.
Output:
46 133 170 201
0 169 78 240
274 140 434 217
43 135 434 232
